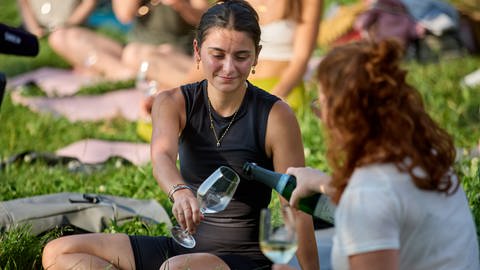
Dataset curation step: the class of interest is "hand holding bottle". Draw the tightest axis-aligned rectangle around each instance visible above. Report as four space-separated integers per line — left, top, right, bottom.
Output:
243 162 336 225
285 167 333 210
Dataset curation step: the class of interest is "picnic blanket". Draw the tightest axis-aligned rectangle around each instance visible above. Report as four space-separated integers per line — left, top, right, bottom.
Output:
7 67 99 97
56 139 150 166
11 88 143 122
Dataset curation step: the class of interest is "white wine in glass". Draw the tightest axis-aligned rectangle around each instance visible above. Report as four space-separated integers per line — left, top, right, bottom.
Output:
171 166 240 248
260 206 298 264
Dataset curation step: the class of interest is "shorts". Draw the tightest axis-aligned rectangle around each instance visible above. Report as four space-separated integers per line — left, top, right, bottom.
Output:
129 235 271 270
249 77 306 113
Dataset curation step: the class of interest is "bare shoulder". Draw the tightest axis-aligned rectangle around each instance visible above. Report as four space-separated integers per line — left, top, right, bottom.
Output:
269 100 298 126
265 100 301 144
151 87 186 136
151 87 186 129
152 87 184 112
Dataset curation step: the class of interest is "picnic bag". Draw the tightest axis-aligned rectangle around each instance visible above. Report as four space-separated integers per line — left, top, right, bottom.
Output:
0 192 172 235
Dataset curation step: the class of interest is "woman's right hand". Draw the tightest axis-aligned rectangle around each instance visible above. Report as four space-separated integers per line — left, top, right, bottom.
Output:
171 189 204 234
286 167 332 209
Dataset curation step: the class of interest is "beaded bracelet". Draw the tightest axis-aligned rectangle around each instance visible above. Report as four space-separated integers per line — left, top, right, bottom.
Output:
168 184 193 203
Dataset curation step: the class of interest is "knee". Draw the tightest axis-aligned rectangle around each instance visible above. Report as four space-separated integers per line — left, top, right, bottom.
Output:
159 253 230 270
42 237 68 269
48 28 68 50
160 255 192 270
48 27 82 52
122 42 144 67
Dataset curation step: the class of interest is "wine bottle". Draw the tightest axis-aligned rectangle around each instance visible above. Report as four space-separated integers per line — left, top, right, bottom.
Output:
243 162 335 225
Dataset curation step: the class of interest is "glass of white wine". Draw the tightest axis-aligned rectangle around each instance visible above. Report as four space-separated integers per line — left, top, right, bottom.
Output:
171 166 240 248
259 206 298 264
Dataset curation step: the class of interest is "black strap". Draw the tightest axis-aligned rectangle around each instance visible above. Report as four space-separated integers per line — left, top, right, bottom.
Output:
0 150 133 172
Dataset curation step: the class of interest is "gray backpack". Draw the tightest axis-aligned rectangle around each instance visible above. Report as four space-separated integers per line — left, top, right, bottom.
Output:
0 192 171 235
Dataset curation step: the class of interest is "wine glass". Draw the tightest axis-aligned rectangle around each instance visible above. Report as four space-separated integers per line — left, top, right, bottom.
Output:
259 206 298 264
171 166 240 248
136 61 157 97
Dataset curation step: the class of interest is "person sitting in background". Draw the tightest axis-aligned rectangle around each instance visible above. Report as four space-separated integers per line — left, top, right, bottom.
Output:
17 0 97 38
400 0 459 37
47 0 208 81
245 0 322 112
353 0 425 50
274 39 480 270
41 1 319 269
137 0 323 141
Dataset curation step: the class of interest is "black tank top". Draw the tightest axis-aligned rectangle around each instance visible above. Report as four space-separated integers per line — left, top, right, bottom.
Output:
179 80 279 263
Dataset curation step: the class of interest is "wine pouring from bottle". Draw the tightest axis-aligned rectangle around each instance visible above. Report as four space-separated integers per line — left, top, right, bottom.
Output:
242 162 335 225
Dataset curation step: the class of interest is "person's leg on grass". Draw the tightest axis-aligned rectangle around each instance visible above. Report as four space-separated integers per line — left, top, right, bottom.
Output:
42 233 136 270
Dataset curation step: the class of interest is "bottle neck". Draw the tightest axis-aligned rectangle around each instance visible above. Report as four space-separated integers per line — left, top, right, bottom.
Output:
244 162 294 194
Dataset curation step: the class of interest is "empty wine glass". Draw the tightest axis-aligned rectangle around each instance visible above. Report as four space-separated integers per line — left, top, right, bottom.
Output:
259 206 298 264
171 166 240 248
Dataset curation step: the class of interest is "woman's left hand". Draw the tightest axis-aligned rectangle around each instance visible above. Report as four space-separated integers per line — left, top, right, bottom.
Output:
286 167 332 208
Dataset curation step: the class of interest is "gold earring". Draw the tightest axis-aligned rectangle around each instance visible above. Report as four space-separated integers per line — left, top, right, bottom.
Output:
196 60 200 70
251 66 256 75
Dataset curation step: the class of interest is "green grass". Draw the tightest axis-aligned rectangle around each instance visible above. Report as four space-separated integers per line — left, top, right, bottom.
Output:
0 225 62 270
1 1 480 268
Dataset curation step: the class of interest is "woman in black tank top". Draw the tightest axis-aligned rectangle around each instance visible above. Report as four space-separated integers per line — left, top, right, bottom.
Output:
41 1 319 270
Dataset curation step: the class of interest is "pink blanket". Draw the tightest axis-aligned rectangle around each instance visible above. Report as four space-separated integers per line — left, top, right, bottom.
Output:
11 88 143 122
7 67 99 97
56 139 150 166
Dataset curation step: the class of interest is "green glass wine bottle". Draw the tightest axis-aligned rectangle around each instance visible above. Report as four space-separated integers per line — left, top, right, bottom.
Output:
243 162 335 225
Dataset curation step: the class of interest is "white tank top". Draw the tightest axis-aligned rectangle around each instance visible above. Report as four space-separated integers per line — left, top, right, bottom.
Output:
259 20 296 61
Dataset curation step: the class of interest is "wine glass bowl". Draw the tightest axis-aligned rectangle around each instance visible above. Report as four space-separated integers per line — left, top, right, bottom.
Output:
259 206 298 264
171 166 240 248
197 166 240 213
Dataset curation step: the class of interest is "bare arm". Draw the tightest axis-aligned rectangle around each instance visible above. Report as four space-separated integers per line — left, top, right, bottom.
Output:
266 101 319 270
272 0 322 98
150 88 202 233
66 0 97 26
17 0 45 37
163 0 210 26
350 250 399 270
113 0 208 30
112 0 141 24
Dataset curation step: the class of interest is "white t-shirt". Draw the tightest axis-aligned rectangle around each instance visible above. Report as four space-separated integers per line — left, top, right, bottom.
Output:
331 163 479 270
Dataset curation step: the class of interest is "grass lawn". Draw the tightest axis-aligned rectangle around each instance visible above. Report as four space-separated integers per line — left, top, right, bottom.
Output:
1 0 480 268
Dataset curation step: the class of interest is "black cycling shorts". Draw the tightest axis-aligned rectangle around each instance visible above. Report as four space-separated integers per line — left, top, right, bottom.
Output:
129 235 271 270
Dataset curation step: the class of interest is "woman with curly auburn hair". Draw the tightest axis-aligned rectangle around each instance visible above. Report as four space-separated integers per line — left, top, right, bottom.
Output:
275 39 479 270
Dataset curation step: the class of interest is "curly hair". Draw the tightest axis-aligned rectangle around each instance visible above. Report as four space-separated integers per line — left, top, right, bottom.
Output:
316 39 457 203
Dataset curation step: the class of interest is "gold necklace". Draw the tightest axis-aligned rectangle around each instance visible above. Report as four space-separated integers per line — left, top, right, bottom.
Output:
207 99 239 148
